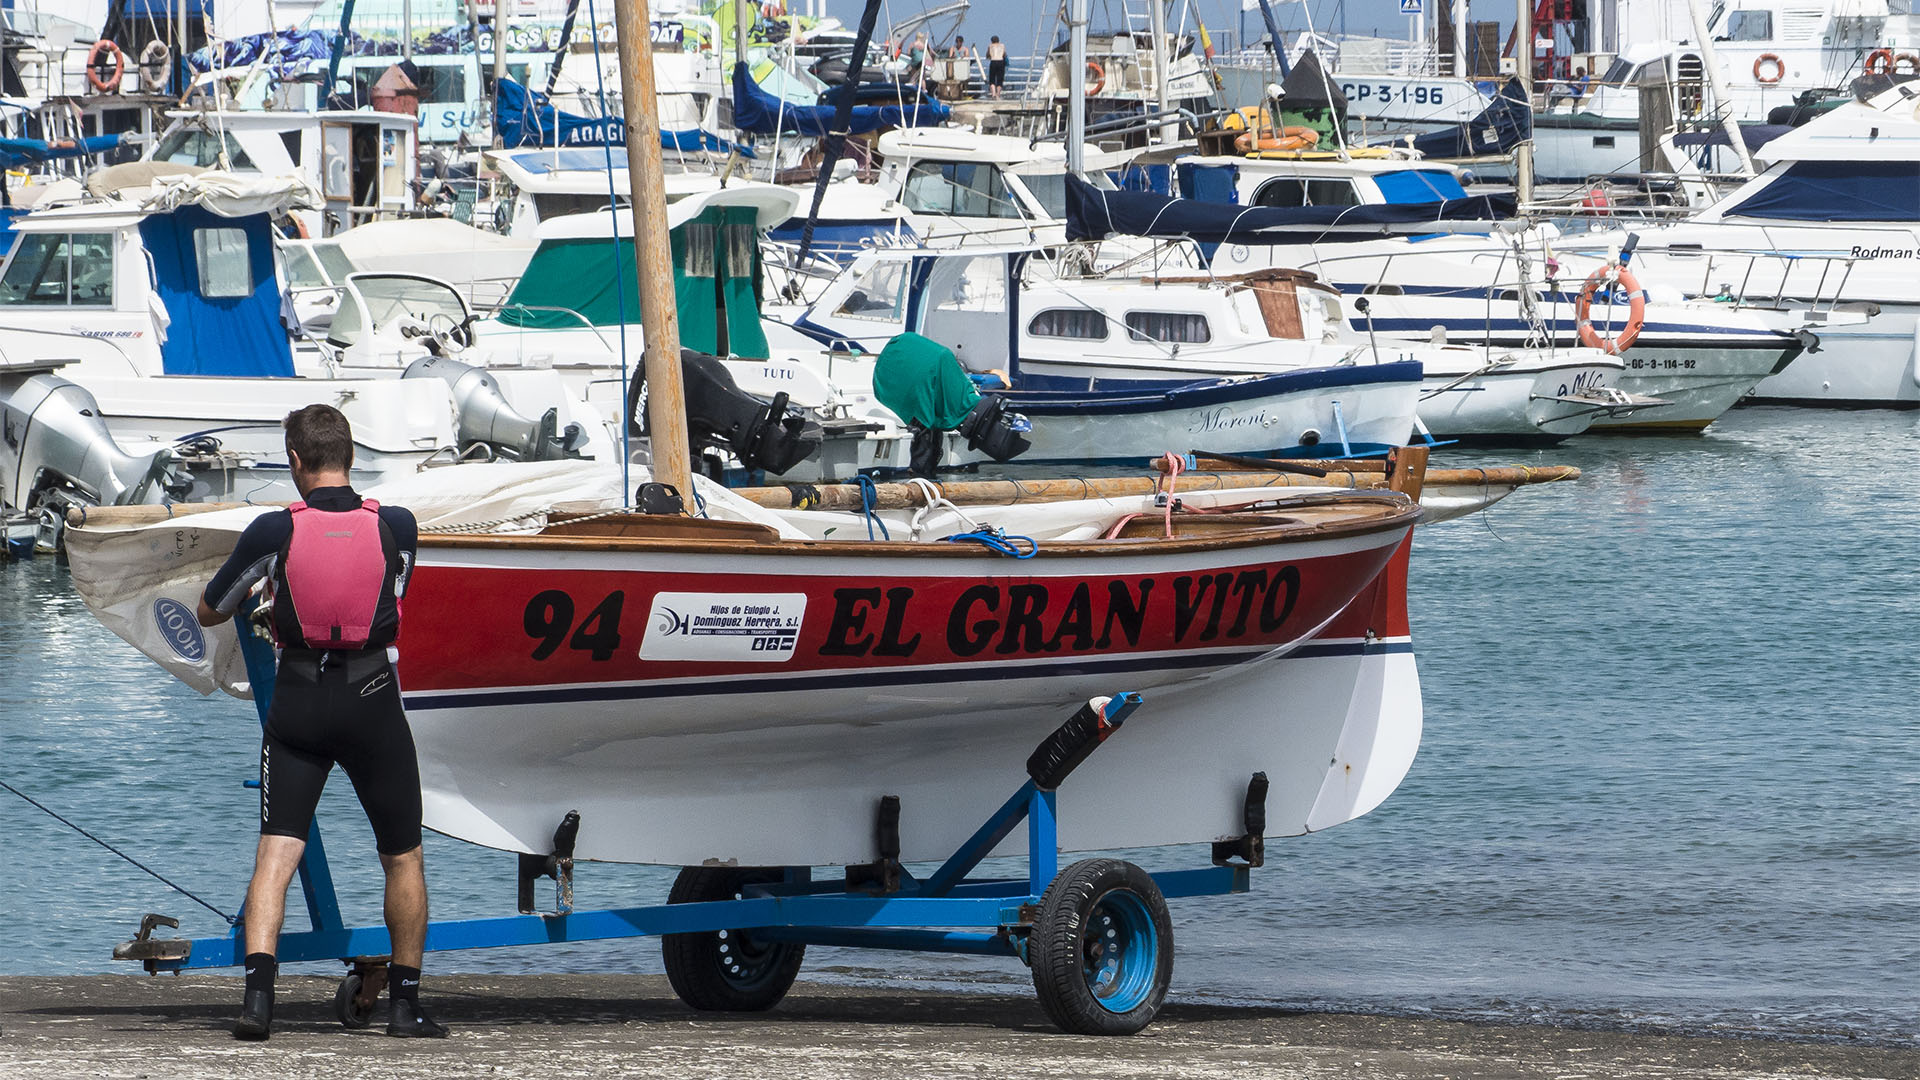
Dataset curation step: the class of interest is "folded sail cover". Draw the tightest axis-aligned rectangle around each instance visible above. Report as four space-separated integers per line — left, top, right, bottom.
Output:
1409 78 1532 160
494 78 734 153
1063 175 1512 243
730 63 950 135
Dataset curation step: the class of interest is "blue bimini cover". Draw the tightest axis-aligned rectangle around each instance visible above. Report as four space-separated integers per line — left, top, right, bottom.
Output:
139 205 295 377
1723 161 1920 222
730 63 949 136
1064 174 1512 243
1410 78 1532 160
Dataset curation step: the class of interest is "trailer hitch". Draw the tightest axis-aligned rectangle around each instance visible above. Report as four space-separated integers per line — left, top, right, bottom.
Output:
517 810 580 915
112 913 190 973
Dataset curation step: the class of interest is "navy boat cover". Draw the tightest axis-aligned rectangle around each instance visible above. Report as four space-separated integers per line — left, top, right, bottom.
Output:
1064 174 1512 243
1409 78 1532 160
730 62 949 136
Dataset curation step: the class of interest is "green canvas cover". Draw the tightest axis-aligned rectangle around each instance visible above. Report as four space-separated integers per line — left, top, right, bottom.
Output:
497 206 769 359
871 332 981 431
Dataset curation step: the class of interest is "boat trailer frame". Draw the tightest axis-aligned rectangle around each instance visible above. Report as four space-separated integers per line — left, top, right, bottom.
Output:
117 611 1268 1034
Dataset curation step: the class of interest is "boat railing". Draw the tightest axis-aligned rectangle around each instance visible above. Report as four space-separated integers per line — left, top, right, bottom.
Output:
493 305 624 355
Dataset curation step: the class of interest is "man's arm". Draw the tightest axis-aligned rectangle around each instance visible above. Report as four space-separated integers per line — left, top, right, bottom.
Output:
199 513 289 629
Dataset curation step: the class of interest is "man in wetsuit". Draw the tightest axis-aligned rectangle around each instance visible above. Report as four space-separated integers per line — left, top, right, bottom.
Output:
196 404 446 1041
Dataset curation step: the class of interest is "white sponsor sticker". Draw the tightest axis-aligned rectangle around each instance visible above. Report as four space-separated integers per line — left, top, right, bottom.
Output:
639 592 806 662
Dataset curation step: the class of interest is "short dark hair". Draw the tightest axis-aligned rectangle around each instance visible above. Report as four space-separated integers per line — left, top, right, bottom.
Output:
284 404 354 472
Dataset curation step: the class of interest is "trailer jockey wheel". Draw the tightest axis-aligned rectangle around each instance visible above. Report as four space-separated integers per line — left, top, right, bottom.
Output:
333 972 377 1028
661 867 805 1011
1029 859 1173 1035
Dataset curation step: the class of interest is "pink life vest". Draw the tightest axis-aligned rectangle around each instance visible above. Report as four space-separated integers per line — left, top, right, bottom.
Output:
279 498 389 650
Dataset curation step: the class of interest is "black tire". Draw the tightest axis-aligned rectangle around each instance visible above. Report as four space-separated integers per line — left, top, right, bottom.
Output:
661 866 805 1012
1029 858 1173 1035
333 973 375 1029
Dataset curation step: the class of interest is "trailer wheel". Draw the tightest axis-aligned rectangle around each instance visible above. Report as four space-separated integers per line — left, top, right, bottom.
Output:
1029 858 1173 1035
333 973 376 1029
661 866 804 1012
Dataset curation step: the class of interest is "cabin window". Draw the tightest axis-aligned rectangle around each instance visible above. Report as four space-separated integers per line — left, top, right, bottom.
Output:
1251 178 1360 208
1027 308 1109 339
194 228 253 298
1014 172 1068 219
1361 284 1405 295
531 191 623 221
0 232 114 307
1723 9 1772 40
1125 311 1212 344
152 127 255 170
1591 136 1616 148
902 162 1023 219
835 261 908 321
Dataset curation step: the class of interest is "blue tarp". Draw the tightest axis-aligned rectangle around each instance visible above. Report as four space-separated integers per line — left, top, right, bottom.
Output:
1672 124 1795 153
1065 174 1512 244
730 62 949 136
494 78 740 154
125 0 210 14
1724 161 1920 222
1410 78 1532 160
139 206 295 378
188 29 331 74
0 134 122 170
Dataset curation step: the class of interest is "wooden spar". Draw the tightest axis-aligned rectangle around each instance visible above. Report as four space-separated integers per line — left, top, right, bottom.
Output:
729 462 1579 513
612 0 696 505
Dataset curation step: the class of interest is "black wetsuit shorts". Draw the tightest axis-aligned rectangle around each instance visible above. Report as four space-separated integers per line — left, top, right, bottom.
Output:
260 648 423 855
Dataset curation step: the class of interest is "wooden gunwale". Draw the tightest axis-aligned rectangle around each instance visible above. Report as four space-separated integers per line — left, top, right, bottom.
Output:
418 499 1420 559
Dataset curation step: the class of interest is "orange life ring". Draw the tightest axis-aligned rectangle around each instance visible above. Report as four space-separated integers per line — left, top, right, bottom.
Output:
1753 53 1785 84
1895 52 1920 74
87 39 125 93
1233 125 1321 152
1866 47 1895 75
1084 60 1104 95
1576 263 1646 355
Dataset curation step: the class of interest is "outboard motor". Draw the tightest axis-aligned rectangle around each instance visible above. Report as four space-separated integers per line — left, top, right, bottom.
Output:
0 369 176 514
627 349 821 476
402 355 587 462
956 395 1032 463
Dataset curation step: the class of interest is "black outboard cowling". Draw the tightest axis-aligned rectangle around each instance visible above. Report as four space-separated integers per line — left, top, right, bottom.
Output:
956 395 1031 463
627 350 822 476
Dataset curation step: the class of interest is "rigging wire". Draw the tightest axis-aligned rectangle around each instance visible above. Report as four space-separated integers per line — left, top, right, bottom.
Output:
0 776 237 924
584 0 632 499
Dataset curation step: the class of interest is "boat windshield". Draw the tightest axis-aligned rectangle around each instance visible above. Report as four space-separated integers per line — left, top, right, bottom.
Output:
834 259 909 321
152 126 256 170
282 242 355 288
329 275 466 346
0 232 114 307
902 162 1026 219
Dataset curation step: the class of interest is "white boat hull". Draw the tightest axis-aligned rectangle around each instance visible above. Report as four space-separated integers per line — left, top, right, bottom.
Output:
396 525 1421 865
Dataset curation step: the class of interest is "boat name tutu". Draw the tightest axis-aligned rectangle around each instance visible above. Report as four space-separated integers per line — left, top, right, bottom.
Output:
819 567 1301 658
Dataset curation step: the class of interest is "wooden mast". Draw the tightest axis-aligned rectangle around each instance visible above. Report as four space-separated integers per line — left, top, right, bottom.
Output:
611 0 697 502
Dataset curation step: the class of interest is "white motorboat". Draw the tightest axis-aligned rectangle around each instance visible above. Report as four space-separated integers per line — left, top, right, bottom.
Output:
1129 158 1807 428
1554 82 1920 407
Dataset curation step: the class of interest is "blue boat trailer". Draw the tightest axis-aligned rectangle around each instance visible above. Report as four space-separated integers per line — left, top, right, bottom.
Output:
116 612 1271 1036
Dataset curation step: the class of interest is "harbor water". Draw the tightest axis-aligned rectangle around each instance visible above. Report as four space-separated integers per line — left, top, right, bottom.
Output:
1 406 1915 1046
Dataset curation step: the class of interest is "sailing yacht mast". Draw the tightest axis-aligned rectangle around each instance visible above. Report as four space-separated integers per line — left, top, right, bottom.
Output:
613 0 697 498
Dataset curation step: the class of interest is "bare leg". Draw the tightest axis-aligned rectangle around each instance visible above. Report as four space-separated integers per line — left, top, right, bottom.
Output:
242 834 308 956
381 846 428 968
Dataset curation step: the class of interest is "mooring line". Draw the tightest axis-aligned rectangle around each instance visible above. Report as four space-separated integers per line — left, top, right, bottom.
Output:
0 776 236 924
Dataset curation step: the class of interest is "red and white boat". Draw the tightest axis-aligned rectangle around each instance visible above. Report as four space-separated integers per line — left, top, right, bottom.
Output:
65 462 1426 867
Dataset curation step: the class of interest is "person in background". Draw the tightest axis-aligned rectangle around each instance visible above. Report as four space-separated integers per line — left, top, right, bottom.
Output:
949 36 979 96
1553 65 1591 103
987 35 1008 99
197 404 446 1042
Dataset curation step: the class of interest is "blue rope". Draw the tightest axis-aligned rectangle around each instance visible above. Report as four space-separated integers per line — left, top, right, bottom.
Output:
942 527 1037 559
855 475 890 540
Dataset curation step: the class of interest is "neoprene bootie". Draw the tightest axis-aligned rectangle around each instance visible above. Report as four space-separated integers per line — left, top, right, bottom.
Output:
232 989 273 1040
386 997 448 1038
